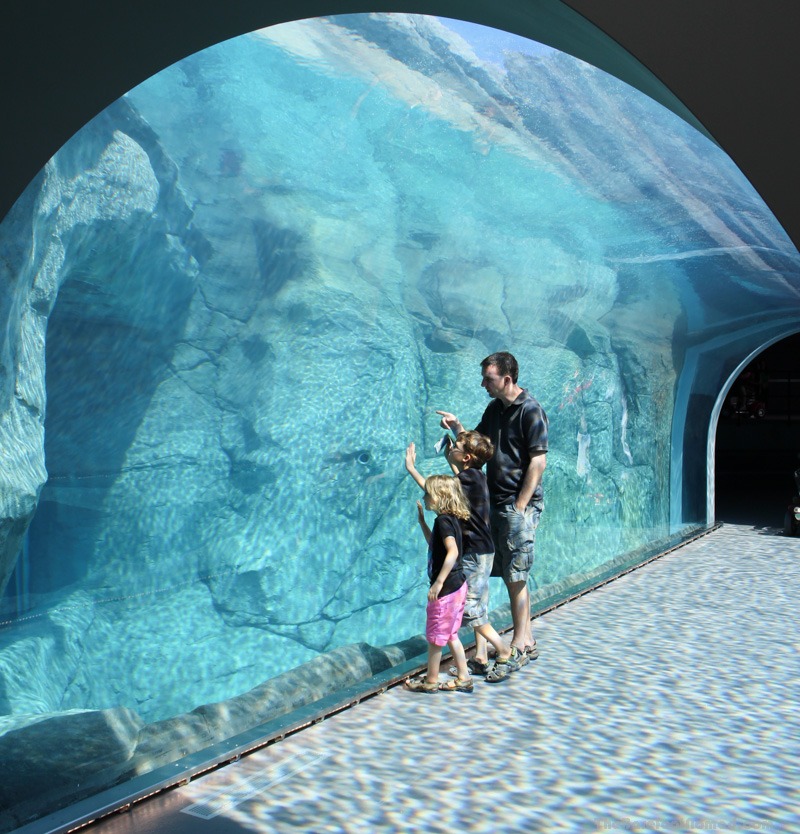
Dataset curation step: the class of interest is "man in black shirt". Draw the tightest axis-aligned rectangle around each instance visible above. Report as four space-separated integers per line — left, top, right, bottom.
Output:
437 352 548 660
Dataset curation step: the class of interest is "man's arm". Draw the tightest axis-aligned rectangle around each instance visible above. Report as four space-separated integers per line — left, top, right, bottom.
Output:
514 451 547 512
404 442 426 491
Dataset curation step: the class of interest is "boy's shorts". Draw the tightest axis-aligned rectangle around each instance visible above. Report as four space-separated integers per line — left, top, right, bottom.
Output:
461 552 493 628
491 500 543 584
425 582 467 647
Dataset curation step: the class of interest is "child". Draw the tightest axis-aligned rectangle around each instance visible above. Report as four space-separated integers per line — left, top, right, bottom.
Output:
406 433 522 683
404 474 473 693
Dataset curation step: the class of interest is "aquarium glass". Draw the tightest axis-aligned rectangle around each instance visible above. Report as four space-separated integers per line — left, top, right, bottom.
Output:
1 13 799 830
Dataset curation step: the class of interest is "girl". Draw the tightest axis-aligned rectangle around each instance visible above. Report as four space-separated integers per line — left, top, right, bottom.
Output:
406 436 522 683
405 474 473 693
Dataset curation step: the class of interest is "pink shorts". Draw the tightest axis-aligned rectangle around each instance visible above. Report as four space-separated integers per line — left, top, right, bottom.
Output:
425 582 467 647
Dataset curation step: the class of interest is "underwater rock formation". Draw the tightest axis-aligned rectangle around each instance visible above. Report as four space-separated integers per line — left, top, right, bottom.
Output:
0 706 143 830
0 99 200 599
1 13 798 750
0 637 425 832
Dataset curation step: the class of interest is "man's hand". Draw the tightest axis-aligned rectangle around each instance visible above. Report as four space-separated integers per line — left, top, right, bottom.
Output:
436 410 460 432
405 442 416 472
428 580 443 601
514 453 547 512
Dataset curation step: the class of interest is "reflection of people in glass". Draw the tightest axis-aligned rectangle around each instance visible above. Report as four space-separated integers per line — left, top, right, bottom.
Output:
404 475 472 693
405 435 523 682
437 352 548 662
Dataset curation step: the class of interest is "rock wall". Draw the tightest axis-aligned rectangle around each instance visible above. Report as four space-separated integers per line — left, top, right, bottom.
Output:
1 13 797 737
0 100 201 600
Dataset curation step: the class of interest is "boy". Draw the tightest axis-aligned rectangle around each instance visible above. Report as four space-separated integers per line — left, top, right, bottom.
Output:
405 432 522 682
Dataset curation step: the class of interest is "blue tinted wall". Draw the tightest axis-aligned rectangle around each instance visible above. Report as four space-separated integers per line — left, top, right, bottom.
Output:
1 14 799 831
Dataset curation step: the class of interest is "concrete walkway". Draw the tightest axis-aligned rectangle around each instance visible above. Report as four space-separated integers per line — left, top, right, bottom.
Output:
86 523 800 833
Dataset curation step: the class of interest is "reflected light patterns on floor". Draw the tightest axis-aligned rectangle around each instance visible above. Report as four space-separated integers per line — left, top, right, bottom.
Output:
103 523 799 833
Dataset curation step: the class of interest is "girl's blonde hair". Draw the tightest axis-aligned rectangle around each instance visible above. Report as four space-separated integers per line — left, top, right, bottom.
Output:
424 474 471 521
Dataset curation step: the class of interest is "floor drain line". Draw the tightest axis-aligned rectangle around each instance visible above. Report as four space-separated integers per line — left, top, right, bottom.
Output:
180 749 330 820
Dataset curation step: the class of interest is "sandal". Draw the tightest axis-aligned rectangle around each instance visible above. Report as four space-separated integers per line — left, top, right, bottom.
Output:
448 657 491 677
404 677 439 693
439 677 474 693
485 647 523 683
467 657 492 676
509 645 530 668
524 643 540 661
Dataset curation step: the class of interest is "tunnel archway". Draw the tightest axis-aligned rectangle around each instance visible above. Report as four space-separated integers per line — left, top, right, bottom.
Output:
713 331 800 527
1 12 800 831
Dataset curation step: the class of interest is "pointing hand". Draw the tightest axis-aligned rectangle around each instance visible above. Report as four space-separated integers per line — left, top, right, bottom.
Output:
436 410 459 431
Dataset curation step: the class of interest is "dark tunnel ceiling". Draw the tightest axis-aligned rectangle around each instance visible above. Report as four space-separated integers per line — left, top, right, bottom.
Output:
1 1 798 251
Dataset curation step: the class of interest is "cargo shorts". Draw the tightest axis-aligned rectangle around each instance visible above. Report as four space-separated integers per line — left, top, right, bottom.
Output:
461 551 493 628
491 500 543 585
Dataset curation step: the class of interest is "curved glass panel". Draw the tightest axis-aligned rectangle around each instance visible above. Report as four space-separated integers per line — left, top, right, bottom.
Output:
1 13 799 829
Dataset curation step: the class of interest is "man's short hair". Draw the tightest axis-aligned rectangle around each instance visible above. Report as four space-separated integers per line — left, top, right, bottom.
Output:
481 351 519 383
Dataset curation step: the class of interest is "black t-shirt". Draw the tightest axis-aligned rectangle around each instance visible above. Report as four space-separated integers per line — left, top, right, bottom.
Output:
427 514 466 598
456 468 495 555
475 389 548 507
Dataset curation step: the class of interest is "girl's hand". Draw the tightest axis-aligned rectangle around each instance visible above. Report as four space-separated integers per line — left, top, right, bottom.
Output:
405 442 416 471
428 580 443 601
416 500 425 524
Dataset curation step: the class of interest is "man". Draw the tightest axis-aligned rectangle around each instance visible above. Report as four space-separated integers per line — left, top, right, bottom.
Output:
437 351 548 661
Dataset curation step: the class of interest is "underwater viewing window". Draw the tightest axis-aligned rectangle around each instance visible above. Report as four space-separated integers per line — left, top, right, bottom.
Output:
1 13 799 831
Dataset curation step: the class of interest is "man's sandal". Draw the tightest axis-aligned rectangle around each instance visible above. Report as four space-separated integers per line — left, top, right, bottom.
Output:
438 677 474 692
525 643 540 661
404 677 439 693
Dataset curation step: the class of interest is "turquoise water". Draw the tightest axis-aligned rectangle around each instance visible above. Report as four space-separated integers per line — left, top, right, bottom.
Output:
1 14 799 830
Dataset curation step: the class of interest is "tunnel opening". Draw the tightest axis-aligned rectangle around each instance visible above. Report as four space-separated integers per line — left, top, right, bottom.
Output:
714 332 800 528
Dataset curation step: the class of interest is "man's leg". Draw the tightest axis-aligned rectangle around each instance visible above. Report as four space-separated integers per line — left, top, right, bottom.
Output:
505 579 533 651
496 501 543 653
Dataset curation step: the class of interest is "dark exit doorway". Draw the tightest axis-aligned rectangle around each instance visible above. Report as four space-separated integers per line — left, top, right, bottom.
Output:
715 332 800 528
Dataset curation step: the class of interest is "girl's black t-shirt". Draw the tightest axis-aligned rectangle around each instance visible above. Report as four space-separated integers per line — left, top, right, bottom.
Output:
427 514 466 598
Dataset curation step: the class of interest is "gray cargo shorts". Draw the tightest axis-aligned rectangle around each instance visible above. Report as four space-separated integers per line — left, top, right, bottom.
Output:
491 500 543 584
461 551 493 628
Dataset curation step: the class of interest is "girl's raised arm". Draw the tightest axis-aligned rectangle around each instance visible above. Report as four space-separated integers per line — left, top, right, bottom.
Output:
405 442 426 490
416 500 432 544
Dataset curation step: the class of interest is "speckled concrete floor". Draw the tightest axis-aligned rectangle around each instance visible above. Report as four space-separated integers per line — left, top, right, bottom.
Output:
86 523 800 833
